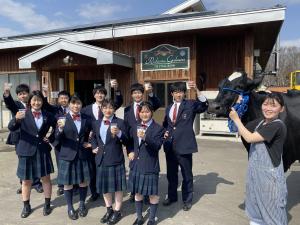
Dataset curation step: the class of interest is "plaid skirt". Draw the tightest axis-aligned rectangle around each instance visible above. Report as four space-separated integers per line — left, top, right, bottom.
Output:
57 157 93 185
129 164 159 196
96 163 127 194
17 150 54 181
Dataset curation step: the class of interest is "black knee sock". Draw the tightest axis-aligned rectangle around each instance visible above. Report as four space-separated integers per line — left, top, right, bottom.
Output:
64 189 74 211
149 203 158 222
23 200 30 207
79 186 88 207
135 200 143 220
45 198 51 206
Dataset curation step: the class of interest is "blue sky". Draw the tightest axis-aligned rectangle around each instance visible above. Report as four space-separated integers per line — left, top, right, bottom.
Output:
0 0 299 47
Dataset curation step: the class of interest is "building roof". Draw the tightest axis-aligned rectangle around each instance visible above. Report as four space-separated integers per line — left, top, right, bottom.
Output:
0 5 285 50
18 38 133 69
162 0 206 14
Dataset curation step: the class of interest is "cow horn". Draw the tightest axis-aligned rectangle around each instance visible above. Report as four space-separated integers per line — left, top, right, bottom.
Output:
246 75 264 91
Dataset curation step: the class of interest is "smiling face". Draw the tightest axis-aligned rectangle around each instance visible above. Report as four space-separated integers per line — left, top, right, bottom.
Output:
262 98 284 121
139 106 152 123
102 104 114 119
131 90 143 103
69 101 82 114
30 95 43 111
94 91 106 104
58 95 69 107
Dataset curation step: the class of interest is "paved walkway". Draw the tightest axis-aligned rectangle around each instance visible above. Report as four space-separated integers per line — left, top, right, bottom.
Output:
0 134 299 225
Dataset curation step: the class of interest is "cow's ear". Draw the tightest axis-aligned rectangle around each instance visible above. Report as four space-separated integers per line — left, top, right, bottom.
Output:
246 75 264 91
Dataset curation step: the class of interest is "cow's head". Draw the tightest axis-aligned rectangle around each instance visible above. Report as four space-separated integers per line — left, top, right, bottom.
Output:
208 71 263 117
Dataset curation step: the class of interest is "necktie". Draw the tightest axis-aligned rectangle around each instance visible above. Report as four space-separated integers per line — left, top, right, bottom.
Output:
172 103 177 124
72 114 80 121
104 120 110 126
63 107 66 115
98 106 102 120
135 104 140 121
32 111 41 119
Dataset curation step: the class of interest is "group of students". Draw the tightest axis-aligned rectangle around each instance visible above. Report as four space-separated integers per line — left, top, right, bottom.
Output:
3 80 208 225
3 78 289 225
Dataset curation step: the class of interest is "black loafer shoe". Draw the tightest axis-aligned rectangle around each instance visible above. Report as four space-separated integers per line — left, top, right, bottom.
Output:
182 202 192 211
78 205 88 217
129 193 135 203
68 209 78 220
16 187 22 194
147 220 156 225
133 217 144 225
21 205 32 218
87 193 99 203
107 211 122 224
57 187 64 196
33 184 43 193
162 198 177 206
100 209 114 223
43 204 52 216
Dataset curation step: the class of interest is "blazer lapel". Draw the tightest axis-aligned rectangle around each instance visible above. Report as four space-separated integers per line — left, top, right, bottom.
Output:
27 110 39 132
79 116 86 135
38 111 48 132
66 113 79 134
166 104 172 124
175 100 185 125
95 121 104 146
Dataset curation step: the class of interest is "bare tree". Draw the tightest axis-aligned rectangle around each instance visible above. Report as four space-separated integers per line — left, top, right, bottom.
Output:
263 46 300 86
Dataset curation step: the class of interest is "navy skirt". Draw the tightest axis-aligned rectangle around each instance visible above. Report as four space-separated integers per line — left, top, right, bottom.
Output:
57 157 93 185
96 163 127 194
129 164 159 196
17 150 54 181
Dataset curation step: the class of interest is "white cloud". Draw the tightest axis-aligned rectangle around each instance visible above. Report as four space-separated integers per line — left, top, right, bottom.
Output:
281 38 300 47
0 27 19 37
0 0 67 31
204 0 300 10
78 2 129 21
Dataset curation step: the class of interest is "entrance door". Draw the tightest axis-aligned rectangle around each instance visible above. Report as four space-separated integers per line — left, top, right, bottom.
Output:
74 80 103 106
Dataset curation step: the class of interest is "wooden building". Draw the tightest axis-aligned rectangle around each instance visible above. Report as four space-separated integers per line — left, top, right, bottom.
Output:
0 0 285 110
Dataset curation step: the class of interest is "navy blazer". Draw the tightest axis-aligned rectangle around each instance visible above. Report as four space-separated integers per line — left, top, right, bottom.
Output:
130 121 164 174
124 95 161 152
91 116 128 167
55 113 92 161
82 93 123 121
8 110 56 156
3 94 26 145
163 98 208 155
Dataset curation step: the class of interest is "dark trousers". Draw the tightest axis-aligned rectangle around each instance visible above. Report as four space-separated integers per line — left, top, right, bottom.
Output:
166 151 193 203
54 148 63 188
88 153 97 196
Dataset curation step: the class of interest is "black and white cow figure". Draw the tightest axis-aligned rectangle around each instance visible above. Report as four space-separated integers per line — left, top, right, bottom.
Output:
208 71 300 171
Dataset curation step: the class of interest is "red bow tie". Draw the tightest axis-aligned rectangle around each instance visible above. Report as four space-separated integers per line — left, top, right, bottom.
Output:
141 124 148 129
104 120 110 125
72 114 81 121
32 111 41 119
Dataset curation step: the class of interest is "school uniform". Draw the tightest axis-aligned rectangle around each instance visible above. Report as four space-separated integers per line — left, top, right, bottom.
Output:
81 93 123 197
91 116 128 194
56 112 93 185
163 96 208 205
128 120 164 196
8 109 56 181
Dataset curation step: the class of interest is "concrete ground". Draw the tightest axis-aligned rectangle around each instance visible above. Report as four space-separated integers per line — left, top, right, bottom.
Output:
0 132 299 225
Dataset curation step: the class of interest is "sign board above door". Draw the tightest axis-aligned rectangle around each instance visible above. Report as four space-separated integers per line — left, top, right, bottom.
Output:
141 44 189 71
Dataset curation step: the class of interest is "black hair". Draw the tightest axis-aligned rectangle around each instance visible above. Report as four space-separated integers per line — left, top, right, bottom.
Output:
130 83 144 94
170 82 187 93
93 85 107 96
69 95 82 104
15 84 30 95
139 101 154 113
263 92 285 107
58 90 70 99
101 99 116 110
27 90 44 107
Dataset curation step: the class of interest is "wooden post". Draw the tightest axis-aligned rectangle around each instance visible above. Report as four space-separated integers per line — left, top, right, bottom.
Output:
104 65 111 98
244 30 254 78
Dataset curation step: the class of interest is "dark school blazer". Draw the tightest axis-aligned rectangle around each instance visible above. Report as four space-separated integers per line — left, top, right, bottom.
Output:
91 116 128 167
8 110 56 156
55 113 92 161
130 120 164 174
163 98 208 155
